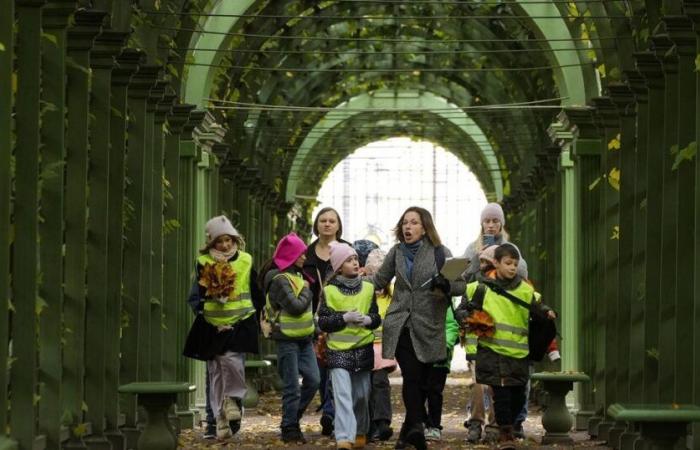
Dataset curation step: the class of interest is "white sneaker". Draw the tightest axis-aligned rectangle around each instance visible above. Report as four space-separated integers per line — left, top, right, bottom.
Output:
424 427 441 441
223 397 241 421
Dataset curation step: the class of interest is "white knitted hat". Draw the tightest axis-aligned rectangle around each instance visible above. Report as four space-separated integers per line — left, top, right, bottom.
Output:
205 215 239 245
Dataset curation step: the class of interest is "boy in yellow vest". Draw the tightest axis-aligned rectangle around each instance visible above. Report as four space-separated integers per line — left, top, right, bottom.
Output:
262 233 320 443
455 243 555 450
318 243 381 450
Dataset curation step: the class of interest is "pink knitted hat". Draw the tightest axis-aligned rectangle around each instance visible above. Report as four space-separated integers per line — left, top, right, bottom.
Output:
273 233 307 271
329 242 358 273
479 245 498 265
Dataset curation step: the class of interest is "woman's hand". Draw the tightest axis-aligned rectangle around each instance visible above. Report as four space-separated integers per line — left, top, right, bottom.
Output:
547 310 557 320
216 324 232 333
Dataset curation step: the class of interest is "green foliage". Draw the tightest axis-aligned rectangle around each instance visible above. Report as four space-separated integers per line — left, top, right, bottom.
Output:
672 141 697 170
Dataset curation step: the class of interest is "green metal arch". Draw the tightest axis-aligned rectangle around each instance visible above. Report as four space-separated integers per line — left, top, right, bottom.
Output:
182 0 595 108
284 90 503 202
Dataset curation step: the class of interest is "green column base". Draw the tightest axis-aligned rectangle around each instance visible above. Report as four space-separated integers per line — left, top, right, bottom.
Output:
120 426 141 450
598 421 616 441
619 430 641 450
104 430 125 450
175 410 196 430
63 437 88 449
83 435 112 450
588 415 604 437
607 422 628 448
575 409 594 431
0 436 18 450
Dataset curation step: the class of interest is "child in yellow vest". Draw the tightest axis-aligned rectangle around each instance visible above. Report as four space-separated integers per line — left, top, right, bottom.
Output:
318 243 381 450
183 216 263 440
455 243 555 450
261 233 320 444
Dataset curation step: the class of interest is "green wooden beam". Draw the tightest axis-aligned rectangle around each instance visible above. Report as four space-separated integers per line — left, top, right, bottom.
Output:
38 3 75 447
11 2 46 447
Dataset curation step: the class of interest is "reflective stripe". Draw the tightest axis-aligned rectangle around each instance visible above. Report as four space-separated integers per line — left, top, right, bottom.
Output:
280 320 314 330
329 332 368 343
465 337 478 345
374 330 382 339
205 292 251 302
479 337 529 350
494 323 528 336
204 307 255 318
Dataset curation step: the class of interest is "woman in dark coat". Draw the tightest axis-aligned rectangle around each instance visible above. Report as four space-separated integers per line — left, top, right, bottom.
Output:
372 206 466 450
302 207 350 435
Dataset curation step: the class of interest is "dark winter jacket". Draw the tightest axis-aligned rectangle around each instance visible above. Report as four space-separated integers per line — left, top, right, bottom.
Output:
317 277 381 372
182 251 264 360
263 267 314 341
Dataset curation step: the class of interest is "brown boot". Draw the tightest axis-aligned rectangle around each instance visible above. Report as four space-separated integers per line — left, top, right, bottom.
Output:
497 425 517 450
353 435 367 448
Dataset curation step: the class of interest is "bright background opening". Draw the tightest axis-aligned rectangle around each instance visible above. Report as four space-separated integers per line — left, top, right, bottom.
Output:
312 137 488 256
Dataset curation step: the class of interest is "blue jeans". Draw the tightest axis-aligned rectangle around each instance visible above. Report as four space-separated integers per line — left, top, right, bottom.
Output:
277 339 321 428
319 365 336 418
330 368 371 443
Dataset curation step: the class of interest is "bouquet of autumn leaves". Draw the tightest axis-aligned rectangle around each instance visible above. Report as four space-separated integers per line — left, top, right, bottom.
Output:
199 262 237 304
463 310 496 338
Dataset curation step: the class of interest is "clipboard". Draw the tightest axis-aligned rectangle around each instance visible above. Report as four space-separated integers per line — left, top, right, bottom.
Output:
440 257 469 281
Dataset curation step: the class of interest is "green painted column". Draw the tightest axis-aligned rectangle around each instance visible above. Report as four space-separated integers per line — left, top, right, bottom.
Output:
558 108 602 428
651 29 680 405
664 16 696 403
38 3 74 448
636 51 665 405
148 83 169 382
624 71 649 406
163 104 195 383
0 0 15 443
175 110 206 426
685 4 700 446
608 84 638 409
85 28 127 449
104 47 140 450
591 97 621 439
12 1 46 447
122 63 160 432
548 120 582 410
64 10 104 448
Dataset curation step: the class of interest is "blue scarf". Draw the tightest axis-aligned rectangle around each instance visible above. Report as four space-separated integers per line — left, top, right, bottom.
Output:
400 239 423 280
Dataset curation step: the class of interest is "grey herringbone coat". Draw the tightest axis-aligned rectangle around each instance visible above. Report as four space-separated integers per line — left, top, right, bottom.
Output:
372 241 466 364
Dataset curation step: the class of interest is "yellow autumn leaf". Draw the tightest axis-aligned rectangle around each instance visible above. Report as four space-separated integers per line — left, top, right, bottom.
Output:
611 225 620 240
608 167 620 191
608 134 621 151
73 423 88 437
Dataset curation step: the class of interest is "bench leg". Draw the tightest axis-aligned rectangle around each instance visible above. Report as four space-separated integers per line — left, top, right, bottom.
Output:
639 422 687 450
540 380 575 444
137 394 178 450
104 429 125 450
242 377 259 408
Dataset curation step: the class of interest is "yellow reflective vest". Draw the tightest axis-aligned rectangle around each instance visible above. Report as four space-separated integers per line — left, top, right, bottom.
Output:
466 280 534 359
324 281 375 351
199 253 255 327
266 272 314 338
373 285 393 344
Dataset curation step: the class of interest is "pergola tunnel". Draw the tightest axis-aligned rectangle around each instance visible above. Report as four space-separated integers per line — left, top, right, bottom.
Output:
2 0 700 449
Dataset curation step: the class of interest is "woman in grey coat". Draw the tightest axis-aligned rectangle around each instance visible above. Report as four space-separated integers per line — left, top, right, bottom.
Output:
372 206 466 450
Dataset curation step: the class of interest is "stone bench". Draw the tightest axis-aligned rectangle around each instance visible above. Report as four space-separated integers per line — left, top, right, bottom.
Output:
531 372 590 444
118 382 195 450
607 403 700 450
242 359 272 408
262 353 284 391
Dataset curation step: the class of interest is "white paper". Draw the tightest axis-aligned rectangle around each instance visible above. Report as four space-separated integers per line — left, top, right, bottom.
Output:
440 257 469 281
